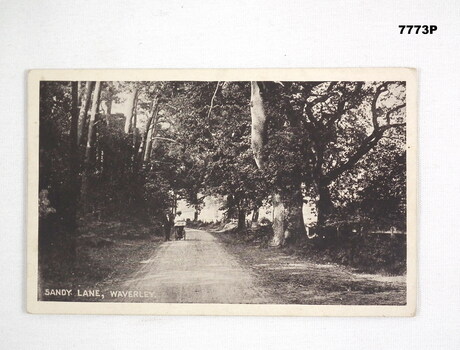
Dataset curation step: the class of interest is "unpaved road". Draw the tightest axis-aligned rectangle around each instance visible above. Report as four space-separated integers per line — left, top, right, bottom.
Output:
105 228 405 305
117 229 272 303
216 232 407 305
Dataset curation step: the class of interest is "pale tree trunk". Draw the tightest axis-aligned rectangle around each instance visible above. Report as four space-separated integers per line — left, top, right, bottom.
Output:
271 184 306 246
77 81 93 145
132 95 138 145
124 87 138 134
81 81 102 213
144 104 162 163
250 81 306 246
85 81 102 162
140 97 160 162
103 98 112 127
106 98 112 115
143 125 154 163
131 91 141 169
250 82 267 169
271 193 285 246
77 81 82 105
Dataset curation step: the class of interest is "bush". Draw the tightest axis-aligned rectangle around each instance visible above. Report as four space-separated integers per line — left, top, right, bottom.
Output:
301 233 406 275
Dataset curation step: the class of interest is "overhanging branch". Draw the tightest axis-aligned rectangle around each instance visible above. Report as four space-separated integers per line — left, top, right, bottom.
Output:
151 136 178 143
324 122 406 182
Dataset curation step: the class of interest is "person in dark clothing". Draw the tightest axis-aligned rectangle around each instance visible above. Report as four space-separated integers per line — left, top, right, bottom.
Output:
164 212 174 241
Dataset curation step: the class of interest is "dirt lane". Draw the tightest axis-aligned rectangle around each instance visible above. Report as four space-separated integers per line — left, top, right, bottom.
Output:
117 229 273 303
216 232 407 305
105 228 405 305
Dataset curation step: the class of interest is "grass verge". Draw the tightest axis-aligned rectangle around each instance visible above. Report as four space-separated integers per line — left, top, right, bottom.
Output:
38 220 163 302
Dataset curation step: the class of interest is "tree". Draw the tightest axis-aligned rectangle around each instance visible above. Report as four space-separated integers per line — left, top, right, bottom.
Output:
301 82 406 227
136 83 162 164
63 81 80 261
84 81 102 161
81 81 102 212
38 78 407 257
124 85 139 134
77 81 93 145
248 81 406 245
39 81 81 259
169 81 270 229
330 140 406 230
250 82 308 246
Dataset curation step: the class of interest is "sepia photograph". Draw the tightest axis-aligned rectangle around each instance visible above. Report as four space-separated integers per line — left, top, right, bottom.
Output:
27 69 416 316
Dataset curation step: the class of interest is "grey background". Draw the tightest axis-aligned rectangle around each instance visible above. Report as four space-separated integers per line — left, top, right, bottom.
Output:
1 0 459 349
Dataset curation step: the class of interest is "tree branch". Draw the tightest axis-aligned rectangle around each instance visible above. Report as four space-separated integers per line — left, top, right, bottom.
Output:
324 122 406 182
324 132 380 182
151 136 178 143
207 81 220 120
380 122 406 132
371 83 389 128
385 103 406 124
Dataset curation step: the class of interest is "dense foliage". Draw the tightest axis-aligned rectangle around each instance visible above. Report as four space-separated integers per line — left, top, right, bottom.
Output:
39 79 406 258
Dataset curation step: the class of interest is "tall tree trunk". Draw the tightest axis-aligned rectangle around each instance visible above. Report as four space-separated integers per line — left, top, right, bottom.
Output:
124 87 138 134
77 81 82 105
104 98 112 127
250 82 267 169
81 82 102 213
284 184 306 243
250 81 306 246
84 81 102 162
132 95 138 145
271 183 306 246
77 81 93 145
143 126 154 162
65 82 80 262
145 107 162 163
140 97 160 162
271 192 285 246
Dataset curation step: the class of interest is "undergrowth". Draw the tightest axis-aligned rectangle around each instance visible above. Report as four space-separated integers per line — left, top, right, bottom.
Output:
214 225 406 275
